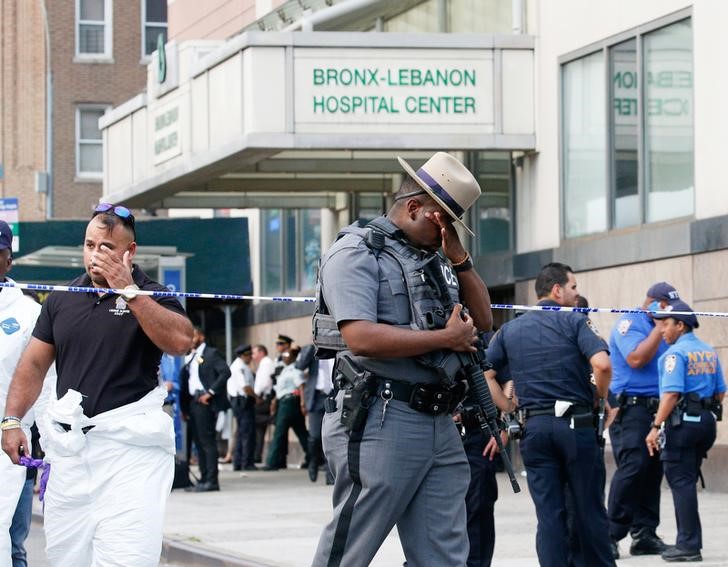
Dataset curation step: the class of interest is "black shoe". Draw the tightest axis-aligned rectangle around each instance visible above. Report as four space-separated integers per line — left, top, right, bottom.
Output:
308 458 319 482
610 539 620 560
243 465 258 471
233 465 242 471
261 465 278 471
192 481 220 492
325 475 335 485
661 546 702 562
630 528 667 556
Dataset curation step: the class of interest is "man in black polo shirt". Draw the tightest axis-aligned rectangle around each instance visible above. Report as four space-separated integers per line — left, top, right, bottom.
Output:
1 204 193 567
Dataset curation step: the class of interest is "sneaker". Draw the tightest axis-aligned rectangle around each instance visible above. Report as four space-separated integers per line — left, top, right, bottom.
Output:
630 528 667 556
661 545 702 562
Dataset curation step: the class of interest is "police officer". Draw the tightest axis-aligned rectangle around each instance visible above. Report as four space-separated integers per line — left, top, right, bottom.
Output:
311 152 492 567
646 300 725 562
607 282 679 557
487 262 616 567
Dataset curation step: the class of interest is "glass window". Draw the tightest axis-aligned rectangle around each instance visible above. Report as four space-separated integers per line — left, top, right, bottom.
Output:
450 0 512 34
143 0 168 57
611 39 639 228
262 210 282 295
77 0 111 58
301 209 322 291
643 20 694 223
563 51 607 238
475 152 512 254
383 0 439 32
262 208 322 295
77 106 107 177
561 16 693 238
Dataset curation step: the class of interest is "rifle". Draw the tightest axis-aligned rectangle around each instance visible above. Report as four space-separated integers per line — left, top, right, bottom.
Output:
459 335 521 493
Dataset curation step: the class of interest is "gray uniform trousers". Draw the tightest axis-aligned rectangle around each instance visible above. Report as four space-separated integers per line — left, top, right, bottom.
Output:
312 390 470 567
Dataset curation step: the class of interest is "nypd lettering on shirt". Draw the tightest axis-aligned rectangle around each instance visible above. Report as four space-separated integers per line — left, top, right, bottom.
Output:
109 296 131 316
618 319 632 336
1 317 21 335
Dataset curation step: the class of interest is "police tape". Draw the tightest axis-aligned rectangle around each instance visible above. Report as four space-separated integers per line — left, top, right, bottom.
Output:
2 280 727 318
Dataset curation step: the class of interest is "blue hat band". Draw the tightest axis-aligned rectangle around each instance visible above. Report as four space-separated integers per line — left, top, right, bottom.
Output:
415 168 464 218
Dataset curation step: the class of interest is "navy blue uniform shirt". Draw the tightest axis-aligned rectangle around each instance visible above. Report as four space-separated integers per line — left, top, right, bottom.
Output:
486 300 609 409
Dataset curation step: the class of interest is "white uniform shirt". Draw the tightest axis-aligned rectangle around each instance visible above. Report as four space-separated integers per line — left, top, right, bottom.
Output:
274 364 305 399
185 342 206 395
316 358 334 394
254 356 275 397
228 357 255 397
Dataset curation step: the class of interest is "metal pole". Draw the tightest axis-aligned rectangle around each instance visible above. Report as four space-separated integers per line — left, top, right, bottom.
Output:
39 0 53 218
223 305 233 364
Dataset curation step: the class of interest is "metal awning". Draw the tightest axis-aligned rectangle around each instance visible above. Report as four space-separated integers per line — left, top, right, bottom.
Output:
13 246 192 271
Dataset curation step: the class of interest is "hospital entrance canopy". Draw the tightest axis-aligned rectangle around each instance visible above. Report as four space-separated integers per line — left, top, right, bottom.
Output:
101 32 535 210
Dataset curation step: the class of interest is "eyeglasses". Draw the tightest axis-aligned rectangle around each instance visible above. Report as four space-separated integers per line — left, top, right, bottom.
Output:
92 203 136 235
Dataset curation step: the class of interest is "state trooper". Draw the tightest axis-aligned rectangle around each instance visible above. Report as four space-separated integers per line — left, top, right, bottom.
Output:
647 300 725 562
486 262 616 567
311 152 492 567
607 282 679 558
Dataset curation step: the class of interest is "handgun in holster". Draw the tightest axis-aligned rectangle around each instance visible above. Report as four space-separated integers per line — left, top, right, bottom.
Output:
336 355 378 434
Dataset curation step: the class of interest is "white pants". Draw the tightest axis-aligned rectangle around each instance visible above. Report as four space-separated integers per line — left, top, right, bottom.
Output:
41 388 175 567
0 451 25 567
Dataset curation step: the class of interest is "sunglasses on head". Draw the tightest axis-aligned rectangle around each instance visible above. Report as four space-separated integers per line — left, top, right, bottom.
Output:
93 202 136 231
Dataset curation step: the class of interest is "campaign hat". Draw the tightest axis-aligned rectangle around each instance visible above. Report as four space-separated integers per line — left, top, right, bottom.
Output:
397 152 481 236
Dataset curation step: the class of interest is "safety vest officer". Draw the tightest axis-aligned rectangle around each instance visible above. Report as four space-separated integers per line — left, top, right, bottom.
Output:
311 152 492 567
487 262 616 567
647 300 725 562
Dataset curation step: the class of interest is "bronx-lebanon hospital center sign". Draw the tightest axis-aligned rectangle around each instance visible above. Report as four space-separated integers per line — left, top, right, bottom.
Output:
294 48 494 134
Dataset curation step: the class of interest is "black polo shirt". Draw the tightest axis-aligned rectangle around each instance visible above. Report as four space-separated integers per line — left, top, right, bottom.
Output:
32 266 187 417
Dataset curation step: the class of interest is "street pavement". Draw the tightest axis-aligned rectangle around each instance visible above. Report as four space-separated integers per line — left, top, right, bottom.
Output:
26 462 728 566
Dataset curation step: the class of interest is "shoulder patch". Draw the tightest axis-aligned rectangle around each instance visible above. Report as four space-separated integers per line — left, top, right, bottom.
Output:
586 318 601 337
665 354 677 374
618 319 632 336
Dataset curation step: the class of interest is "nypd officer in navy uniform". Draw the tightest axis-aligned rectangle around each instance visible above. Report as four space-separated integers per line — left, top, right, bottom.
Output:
311 152 492 567
607 282 679 557
646 300 725 562
487 262 616 567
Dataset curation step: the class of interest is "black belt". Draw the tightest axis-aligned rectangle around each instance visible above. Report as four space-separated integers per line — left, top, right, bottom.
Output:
522 404 593 419
278 393 299 402
618 394 660 411
382 379 462 416
58 423 95 434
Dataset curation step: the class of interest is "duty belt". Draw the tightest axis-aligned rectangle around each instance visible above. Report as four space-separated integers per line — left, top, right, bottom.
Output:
380 379 464 416
617 394 660 412
521 404 594 428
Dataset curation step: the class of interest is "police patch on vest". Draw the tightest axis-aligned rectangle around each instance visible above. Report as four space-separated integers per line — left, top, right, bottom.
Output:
618 319 632 336
0 317 20 335
665 354 677 374
586 319 601 337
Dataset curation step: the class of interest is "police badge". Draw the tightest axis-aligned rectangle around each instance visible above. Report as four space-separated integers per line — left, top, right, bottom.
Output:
586 319 601 337
665 354 677 374
618 319 632 336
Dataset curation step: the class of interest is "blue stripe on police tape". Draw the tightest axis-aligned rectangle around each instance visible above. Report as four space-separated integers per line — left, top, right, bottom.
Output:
2 281 727 318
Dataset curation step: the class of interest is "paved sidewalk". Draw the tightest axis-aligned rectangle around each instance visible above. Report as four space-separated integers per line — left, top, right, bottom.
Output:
164 464 728 566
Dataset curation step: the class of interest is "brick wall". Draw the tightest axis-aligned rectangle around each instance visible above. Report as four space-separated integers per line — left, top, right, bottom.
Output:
47 0 148 219
0 1 47 221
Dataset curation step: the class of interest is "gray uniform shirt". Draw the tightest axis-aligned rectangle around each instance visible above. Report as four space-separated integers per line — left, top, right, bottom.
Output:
320 219 461 385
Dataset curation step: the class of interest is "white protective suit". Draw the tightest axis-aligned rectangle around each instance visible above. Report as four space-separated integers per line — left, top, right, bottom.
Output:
0 281 49 567
40 385 175 567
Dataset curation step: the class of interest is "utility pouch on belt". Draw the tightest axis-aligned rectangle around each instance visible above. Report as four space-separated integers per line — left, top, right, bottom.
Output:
684 393 704 417
336 355 378 433
713 401 723 421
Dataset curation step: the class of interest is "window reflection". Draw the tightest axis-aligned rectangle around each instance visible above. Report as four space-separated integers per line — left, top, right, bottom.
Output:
563 51 607 238
644 20 694 222
611 39 639 228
